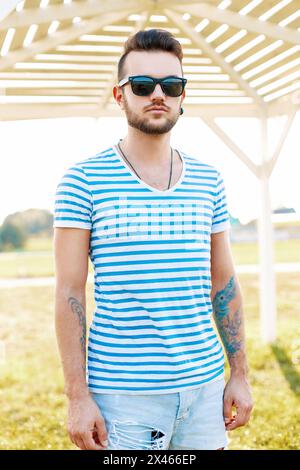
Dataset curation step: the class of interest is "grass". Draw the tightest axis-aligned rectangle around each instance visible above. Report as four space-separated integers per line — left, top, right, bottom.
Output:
1 237 300 279
0 272 299 449
230 238 300 266
0 250 94 279
25 236 54 252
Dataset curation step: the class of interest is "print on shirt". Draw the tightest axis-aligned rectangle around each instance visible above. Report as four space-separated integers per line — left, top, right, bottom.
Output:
94 199 207 241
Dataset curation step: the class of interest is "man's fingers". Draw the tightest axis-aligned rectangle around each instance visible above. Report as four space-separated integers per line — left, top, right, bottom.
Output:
95 418 109 448
225 404 251 430
72 430 105 450
68 419 108 450
223 398 234 424
68 430 86 450
73 435 87 450
81 431 105 450
225 416 241 430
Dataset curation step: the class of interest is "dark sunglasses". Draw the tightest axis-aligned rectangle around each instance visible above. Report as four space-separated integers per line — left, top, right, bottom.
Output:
118 75 187 97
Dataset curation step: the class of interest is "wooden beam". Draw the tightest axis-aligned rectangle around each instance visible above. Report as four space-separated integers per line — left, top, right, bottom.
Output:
201 116 260 177
268 92 300 117
0 8 142 72
0 72 113 80
0 103 101 120
165 8 265 107
267 107 297 176
173 2 300 45
0 103 260 121
181 104 259 117
258 115 276 343
0 0 223 29
0 0 153 29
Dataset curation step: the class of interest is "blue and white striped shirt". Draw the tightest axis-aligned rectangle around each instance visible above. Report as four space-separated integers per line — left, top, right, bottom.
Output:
53 145 230 394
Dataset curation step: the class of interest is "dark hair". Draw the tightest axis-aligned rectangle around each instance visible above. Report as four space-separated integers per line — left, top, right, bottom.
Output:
117 28 183 82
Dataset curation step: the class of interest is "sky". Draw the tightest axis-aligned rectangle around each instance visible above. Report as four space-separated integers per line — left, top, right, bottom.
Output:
0 111 299 226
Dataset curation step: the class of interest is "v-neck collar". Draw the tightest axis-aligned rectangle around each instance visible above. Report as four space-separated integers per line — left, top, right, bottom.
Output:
113 143 186 194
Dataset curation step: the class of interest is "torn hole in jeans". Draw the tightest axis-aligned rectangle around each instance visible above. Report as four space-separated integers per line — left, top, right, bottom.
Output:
108 419 167 450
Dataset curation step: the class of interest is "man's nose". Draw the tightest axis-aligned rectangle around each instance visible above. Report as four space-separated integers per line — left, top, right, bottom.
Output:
150 83 165 98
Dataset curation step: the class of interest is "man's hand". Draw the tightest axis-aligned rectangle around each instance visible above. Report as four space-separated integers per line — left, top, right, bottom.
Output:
67 394 109 450
223 375 254 431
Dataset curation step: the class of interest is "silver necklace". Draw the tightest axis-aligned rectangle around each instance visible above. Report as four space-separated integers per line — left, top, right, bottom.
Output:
117 139 173 190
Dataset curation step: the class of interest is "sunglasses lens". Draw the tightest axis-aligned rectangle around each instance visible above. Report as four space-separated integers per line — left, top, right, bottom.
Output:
162 78 185 97
130 76 186 97
131 77 154 96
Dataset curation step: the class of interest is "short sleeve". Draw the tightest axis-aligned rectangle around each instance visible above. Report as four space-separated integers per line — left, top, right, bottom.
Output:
53 165 93 230
211 171 231 234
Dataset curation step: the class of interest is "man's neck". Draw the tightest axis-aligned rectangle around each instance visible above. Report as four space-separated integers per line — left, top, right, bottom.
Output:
120 129 172 166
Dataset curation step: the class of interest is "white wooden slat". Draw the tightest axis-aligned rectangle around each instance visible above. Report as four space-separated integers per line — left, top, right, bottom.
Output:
165 8 265 107
0 1 220 30
0 0 20 23
0 7 144 71
174 2 300 45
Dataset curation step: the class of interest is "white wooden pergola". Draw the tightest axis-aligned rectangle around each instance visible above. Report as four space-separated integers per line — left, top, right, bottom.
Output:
1 0 300 343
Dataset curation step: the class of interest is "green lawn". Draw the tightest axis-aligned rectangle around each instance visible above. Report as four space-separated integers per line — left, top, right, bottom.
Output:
0 272 299 449
1 238 300 278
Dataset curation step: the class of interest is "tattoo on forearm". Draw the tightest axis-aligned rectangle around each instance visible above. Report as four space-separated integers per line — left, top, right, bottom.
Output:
212 276 243 357
222 307 242 355
68 296 86 373
212 276 236 318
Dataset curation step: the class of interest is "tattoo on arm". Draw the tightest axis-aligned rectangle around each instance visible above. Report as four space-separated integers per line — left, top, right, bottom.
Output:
68 296 87 374
212 276 243 357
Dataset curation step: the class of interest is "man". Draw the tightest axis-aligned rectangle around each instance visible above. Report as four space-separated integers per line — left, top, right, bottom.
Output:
53 28 253 451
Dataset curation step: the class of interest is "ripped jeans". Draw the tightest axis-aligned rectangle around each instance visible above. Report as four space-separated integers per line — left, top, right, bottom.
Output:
90 377 228 450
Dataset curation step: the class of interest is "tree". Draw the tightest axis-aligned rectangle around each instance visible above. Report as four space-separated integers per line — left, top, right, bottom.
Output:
0 221 27 250
3 209 53 236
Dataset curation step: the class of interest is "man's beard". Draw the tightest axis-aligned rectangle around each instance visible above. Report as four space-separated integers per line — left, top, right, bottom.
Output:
123 95 180 135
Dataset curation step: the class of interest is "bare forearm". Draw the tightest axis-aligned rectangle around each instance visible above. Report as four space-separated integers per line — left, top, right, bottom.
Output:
55 287 89 399
211 274 249 377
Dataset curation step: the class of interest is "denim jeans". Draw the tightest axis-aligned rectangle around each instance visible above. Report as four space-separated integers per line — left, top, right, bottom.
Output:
91 377 228 450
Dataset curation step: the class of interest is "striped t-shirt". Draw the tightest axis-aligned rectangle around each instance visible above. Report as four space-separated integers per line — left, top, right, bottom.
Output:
53 144 231 395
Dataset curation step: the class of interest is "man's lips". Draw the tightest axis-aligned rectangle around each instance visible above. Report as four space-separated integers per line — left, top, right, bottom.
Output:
147 107 168 113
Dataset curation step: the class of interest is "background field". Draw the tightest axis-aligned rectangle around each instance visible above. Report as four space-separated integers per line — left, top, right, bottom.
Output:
1 237 300 278
0 239 299 449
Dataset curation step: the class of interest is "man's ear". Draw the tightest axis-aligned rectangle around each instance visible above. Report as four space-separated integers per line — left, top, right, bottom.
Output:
181 88 186 105
113 85 124 110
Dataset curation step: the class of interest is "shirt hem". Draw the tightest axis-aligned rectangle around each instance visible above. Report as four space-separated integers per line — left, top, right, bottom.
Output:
88 372 225 395
53 222 91 229
211 222 231 233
